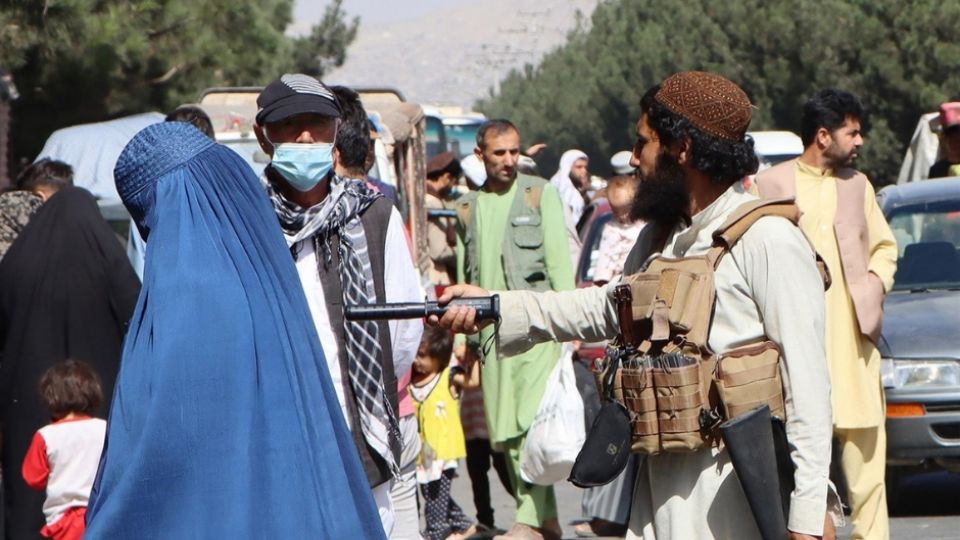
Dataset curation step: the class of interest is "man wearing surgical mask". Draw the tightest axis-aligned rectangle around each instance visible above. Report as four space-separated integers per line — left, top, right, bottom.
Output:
254 74 423 537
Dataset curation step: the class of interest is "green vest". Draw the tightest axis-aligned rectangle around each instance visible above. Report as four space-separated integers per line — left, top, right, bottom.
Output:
456 174 552 292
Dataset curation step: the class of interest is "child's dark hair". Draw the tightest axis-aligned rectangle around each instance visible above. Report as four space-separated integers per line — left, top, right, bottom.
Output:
420 326 454 368
39 359 103 419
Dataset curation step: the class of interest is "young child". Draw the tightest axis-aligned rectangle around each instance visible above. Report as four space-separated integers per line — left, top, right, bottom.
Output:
21 360 107 540
593 175 646 284
410 326 476 540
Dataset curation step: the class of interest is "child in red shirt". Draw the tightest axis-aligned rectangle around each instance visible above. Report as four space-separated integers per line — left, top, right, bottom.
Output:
21 360 106 540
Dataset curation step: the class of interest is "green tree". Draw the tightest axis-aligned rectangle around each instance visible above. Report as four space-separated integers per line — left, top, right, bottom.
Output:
480 0 960 184
292 0 359 76
1 0 359 165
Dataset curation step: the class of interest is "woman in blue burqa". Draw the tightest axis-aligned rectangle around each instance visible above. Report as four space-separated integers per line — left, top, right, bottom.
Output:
85 122 384 539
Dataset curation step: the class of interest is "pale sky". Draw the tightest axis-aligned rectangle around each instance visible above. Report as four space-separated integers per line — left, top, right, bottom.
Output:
291 0 470 35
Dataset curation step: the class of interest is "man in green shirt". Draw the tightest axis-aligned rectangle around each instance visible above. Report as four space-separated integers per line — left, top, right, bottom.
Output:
455 119 575 540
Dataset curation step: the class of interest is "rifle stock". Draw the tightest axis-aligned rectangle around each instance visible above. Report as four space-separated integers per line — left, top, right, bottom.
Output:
720 405 793 540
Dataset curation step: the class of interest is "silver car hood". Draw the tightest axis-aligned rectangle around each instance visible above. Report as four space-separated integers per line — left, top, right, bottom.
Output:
879 290 960 359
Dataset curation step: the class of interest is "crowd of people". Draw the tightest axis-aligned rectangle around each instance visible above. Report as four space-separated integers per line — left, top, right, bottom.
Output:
0 67 928 540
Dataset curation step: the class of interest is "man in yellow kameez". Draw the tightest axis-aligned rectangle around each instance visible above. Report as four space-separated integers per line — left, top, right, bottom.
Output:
754 89 898 540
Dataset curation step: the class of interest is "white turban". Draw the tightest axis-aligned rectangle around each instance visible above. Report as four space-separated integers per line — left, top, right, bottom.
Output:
549 149 589 224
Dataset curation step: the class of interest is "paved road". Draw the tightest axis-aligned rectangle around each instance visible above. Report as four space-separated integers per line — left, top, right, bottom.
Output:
448 465 960 539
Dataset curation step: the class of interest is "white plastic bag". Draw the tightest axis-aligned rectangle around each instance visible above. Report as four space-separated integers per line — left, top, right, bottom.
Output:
520 344 586 485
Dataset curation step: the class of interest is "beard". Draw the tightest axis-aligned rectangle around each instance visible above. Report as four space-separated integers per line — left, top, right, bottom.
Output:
629 151 691 228
569 170 589 190
824 142 859 169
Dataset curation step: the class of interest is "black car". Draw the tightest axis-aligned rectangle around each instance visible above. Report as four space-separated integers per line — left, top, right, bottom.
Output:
876 178 960 505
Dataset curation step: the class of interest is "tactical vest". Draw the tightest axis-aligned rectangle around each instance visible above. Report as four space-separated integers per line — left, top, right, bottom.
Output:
456 174 551 292
600 198 827 455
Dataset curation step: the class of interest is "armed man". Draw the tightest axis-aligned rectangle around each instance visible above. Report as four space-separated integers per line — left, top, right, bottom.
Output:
432 72 837 540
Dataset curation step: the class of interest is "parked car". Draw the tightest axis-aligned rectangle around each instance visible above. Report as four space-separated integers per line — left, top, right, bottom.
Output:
748 130 803 170
876 177 960 506
36 112 164 207
740 131 803 191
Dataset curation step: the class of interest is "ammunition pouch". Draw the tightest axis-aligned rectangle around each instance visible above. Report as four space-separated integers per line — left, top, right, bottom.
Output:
616 352 714 454
599 199 804 455
716 341 786 422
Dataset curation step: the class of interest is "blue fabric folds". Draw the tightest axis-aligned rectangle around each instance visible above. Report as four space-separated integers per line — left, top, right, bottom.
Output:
86 123 384 539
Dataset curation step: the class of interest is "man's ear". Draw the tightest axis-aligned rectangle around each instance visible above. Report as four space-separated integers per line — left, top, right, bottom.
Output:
816 127 832 149
253 124 274 156
474 146 483 161
675 137 693 166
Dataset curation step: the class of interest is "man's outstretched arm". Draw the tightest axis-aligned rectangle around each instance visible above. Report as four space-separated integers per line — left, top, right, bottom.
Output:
431 284 619 356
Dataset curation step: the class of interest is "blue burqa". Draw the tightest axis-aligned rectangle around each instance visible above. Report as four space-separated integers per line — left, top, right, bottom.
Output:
85 123 384 539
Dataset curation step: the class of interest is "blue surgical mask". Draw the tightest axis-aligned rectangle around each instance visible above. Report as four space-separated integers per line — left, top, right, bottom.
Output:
270 142 335 192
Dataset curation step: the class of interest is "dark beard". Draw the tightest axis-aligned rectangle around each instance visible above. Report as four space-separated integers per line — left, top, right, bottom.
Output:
824 141 858 169
629 151 691 229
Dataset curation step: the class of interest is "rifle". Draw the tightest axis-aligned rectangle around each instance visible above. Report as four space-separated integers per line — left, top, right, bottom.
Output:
720 405 796 540
344 295 500 322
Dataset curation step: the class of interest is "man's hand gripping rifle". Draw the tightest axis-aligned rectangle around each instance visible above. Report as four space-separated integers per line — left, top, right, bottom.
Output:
347 294 501 359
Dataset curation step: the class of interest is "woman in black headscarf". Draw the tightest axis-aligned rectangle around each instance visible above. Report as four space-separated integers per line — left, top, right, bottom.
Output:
0 186 140 540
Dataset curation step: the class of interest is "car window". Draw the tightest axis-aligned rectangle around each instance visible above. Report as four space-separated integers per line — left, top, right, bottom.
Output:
887 200 960 290
579 212 614 283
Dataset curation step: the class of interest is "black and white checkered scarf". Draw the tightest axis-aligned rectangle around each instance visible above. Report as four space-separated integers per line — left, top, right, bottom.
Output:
267 173 401 477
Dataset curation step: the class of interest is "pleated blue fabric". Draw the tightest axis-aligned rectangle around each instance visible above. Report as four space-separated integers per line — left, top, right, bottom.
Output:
85 122 384 539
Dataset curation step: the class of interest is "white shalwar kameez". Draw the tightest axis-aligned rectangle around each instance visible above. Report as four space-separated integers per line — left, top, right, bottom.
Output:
495 185 834 539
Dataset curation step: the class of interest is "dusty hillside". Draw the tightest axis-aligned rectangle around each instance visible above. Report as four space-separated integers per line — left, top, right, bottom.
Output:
323 0 599 109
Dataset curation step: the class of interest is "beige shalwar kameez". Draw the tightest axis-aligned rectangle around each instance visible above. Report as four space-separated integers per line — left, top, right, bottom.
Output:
791 160 897 540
